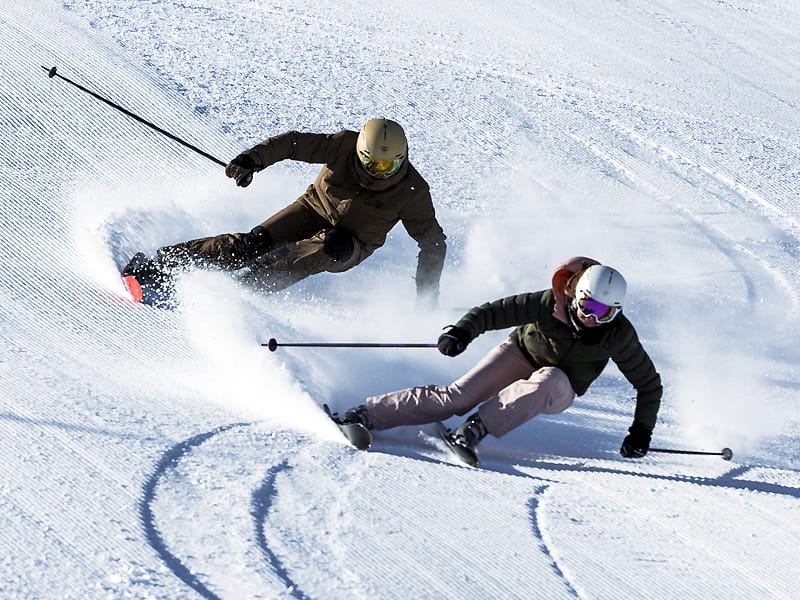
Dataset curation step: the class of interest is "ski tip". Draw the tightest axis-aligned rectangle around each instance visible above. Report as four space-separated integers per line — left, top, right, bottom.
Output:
352 434 372 451
122 275 143 303
456 447 480 468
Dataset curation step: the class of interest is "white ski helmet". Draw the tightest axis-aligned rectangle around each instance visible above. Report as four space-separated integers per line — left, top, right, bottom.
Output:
573 265 627 323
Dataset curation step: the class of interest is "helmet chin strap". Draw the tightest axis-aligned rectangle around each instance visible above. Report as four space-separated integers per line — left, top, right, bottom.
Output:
567 300 611 342
567 301 587 335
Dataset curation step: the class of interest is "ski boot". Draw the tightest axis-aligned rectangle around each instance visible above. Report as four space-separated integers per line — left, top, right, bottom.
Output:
121 252 177 309
454 413 488 448
436 412 487 467
324 404 373 450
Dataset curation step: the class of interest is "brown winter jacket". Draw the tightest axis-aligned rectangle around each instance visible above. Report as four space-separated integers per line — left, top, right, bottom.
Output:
242 130 447 295
453 289 663 431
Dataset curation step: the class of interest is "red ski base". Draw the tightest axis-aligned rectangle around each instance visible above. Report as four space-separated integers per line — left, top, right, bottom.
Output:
122 275 143 303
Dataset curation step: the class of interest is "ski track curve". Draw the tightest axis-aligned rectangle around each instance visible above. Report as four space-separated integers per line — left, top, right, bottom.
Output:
144 420 631 600
152 421 800 600
250 461 312 600
251 447 585 600
142 424 330 600
527 487 582 599
140 422 250 600
512 457 800 600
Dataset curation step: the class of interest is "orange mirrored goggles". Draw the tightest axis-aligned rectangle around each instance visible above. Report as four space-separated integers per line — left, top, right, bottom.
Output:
360 155 403 178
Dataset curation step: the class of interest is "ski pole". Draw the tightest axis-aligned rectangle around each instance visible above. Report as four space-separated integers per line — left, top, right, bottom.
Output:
41 66 228 168
263 338 437 352
649 447 733 461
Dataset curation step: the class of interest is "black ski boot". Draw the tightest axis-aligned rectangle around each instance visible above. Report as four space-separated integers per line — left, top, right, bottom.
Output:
121 252 177 308
435 412 487 467
341 405 372 429
453 412 488 449
323 404 373 450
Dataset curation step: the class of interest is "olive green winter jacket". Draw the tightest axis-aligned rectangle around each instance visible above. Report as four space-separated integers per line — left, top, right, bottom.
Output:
242 129 447 295
453 289 663 430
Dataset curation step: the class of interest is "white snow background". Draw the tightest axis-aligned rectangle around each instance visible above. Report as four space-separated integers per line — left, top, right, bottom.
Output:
1 1 799 598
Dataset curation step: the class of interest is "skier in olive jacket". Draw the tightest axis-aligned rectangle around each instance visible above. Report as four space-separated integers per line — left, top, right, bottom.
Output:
122 119 446 306
337 257 662 462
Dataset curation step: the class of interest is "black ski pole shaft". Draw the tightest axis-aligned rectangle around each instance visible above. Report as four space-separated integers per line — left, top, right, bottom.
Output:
263 338 437 352
41 66 226 167
649 447 733 461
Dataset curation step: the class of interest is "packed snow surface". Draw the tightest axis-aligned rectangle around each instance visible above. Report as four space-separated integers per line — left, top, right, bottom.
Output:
1 1 799 598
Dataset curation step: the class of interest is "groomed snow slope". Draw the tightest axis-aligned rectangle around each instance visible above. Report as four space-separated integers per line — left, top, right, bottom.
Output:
1 1 799 598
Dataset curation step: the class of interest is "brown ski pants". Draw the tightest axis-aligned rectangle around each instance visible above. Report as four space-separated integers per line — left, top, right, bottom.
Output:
365 338 576 437
156 200 365 292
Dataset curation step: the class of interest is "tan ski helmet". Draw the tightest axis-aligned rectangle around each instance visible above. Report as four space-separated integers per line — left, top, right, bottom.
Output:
356 119 407 162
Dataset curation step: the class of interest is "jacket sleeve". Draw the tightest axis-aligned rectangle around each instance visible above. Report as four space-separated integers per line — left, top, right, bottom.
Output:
453 293 542 342
243 131 341 169
399 184 447 301
611 325 663 431
414 239 446 301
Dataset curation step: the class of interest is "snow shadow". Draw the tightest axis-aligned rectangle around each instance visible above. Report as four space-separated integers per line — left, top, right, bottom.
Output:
499 458 800 499
376 431 799 500
0 411 154 441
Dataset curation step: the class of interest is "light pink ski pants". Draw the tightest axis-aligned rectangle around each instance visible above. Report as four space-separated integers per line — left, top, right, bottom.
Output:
365 338 576 437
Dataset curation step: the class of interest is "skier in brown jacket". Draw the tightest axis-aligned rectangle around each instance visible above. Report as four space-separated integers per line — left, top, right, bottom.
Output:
122 119 446 306
335 257 663 464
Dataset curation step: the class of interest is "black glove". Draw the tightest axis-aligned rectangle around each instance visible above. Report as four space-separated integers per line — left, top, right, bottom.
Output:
437 326 471 357
225 153 257 187
322 228 355 262
620 421 652 458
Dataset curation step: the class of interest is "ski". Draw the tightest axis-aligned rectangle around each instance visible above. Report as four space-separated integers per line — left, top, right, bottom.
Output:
119 252 177 309
323 404 372 450
434 421 479 467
